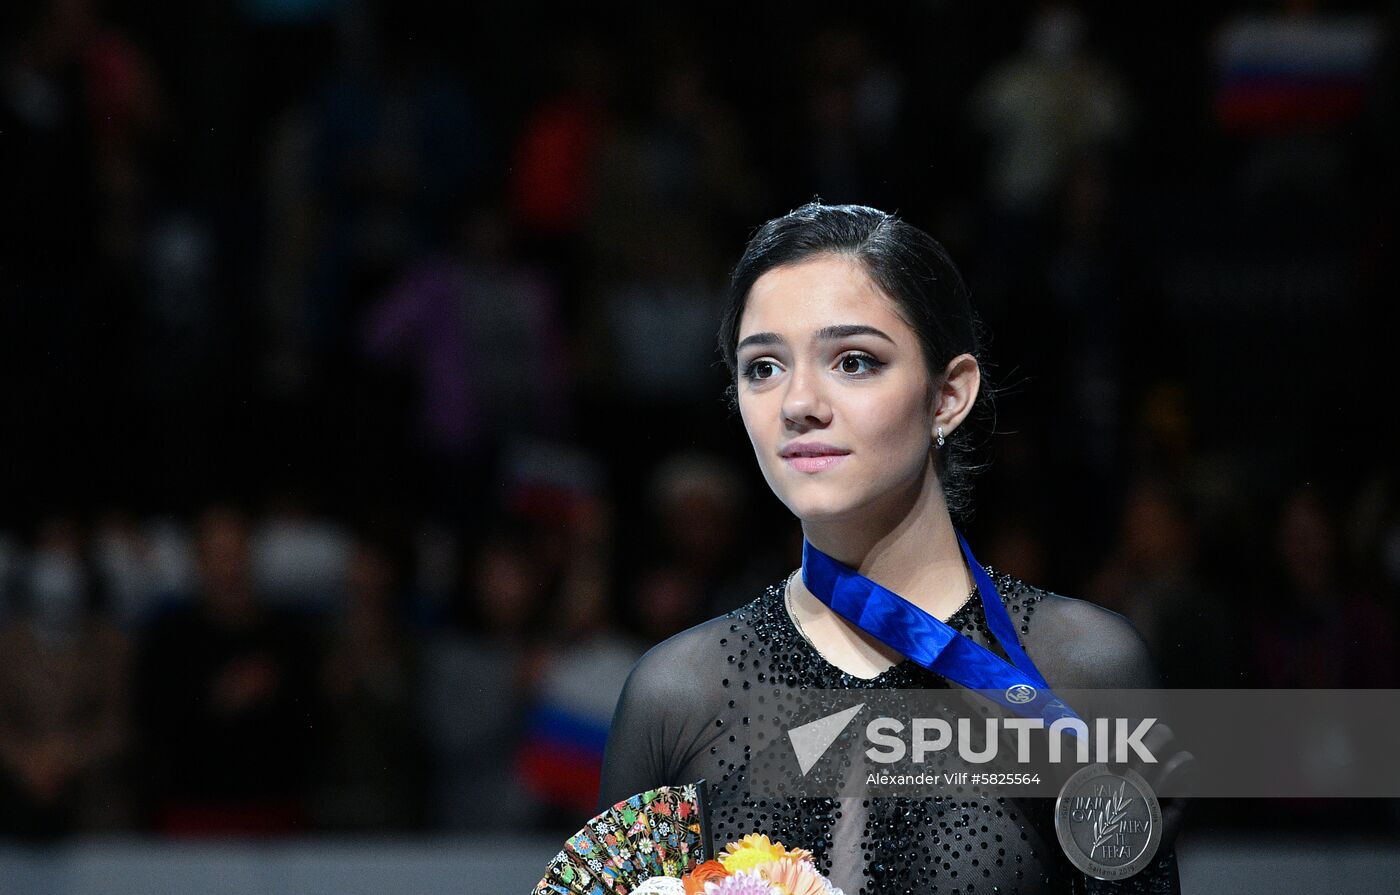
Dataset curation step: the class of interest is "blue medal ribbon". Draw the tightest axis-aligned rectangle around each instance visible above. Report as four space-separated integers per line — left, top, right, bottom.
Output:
801 531 1080 726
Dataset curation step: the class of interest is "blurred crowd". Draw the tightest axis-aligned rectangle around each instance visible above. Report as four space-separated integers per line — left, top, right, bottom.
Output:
0 452 780 837
3 0 1398 838
2 470 1399 838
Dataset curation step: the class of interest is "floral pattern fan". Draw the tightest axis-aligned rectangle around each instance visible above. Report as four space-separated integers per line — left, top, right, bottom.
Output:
533 781 710 895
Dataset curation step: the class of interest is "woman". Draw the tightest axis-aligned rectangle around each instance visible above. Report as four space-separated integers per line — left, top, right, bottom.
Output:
598 203 1181 893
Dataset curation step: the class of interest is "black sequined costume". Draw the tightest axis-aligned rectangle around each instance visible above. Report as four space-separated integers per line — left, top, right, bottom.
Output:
598 569 1182 894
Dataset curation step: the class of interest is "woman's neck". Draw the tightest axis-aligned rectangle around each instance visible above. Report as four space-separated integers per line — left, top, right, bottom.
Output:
797 464 974 620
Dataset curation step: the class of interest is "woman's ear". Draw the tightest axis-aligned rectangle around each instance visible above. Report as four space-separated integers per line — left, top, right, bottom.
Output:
932 353 980 437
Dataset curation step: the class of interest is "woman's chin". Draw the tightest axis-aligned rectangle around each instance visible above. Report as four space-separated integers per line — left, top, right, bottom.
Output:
784 492 867 523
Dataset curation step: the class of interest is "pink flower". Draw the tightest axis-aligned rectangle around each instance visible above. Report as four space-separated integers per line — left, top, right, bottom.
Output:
704 870 780 895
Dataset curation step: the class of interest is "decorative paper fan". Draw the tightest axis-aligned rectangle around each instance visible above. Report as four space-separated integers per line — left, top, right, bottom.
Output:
533 780 710 895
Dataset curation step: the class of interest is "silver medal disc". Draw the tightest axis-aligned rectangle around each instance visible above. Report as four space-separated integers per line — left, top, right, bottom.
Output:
1054 763 1162 880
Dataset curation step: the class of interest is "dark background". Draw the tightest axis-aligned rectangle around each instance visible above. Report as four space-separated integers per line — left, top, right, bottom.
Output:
1 0 1397 848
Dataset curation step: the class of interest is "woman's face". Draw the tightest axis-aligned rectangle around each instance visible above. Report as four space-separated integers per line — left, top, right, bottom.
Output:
735 255 939 522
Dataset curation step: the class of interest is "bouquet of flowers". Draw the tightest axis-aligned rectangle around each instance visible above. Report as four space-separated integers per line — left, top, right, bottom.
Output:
533 781 843 895
642 833 846 895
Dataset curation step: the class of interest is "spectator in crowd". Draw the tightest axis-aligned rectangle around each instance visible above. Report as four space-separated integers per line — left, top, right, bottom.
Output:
314 531 427 830
134 505 320 834
419 524 547 830
92 511 164 631
575 36 760 444
646 451 784 618
793 25 906 207
0 517 133 837
970 4 1131 221
361 202 572 493
1252 484 1399 688
250 494 352 615
1088 478 1237 687
508 32 616 288
1348 472 1400 611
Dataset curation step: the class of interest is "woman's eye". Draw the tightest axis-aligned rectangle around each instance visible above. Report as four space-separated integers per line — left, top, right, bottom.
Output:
838 353 883 375
743 359 778 381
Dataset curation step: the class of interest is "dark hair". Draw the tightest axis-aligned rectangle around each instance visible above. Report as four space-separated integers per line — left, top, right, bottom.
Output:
716 201 992 523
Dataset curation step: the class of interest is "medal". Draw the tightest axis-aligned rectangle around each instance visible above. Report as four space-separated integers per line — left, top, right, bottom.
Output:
1054 764 1163 879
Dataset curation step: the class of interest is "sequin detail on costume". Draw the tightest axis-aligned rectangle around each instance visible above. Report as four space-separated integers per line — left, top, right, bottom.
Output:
694 569 1177 895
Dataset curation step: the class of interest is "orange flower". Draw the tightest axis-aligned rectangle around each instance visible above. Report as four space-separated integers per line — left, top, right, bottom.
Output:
681 860 729 894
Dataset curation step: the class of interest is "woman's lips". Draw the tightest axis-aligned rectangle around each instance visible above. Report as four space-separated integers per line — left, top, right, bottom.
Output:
782 453 849 473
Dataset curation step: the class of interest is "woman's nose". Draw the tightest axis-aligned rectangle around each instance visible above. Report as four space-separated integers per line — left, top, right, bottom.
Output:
782 365 831 427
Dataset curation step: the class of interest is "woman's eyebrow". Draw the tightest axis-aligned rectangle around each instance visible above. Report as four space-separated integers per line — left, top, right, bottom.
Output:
736 324 895 353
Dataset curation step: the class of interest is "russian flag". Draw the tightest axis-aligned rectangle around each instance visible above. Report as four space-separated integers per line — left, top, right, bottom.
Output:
1214 15 1380 134
517 702 612 814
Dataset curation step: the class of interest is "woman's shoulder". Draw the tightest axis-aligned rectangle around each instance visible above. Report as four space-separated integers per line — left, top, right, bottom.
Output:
1000 573 1161 689
621 583 783 699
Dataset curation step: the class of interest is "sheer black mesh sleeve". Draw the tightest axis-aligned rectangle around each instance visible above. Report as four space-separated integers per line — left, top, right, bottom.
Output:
597 617 735 813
